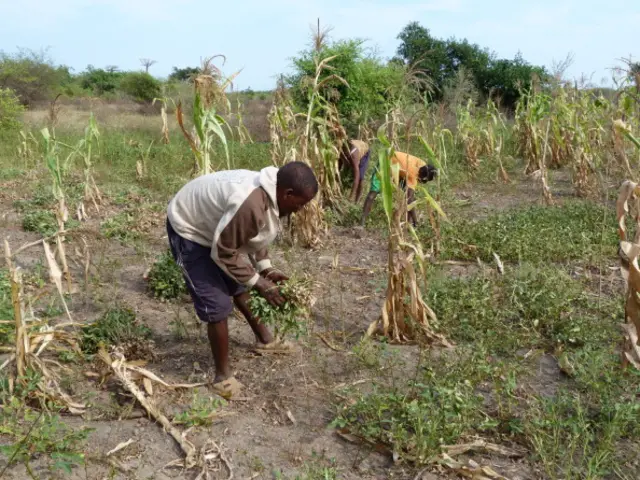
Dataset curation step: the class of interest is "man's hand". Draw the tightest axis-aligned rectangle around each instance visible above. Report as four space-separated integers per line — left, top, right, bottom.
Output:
254 276 286 308
261 267 289 284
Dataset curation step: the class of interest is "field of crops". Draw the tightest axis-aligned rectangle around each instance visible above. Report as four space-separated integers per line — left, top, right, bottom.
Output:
1 52 640 480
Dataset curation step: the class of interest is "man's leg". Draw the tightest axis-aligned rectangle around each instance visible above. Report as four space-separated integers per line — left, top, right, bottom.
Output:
361 191 378 225
406 187 418 226
233 292 273 345
166 218 237 385
350 159 360 202
355 180 364 203
207 321 230 383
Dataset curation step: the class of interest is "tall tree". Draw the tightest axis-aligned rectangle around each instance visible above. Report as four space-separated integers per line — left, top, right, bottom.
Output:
140 58 157 73
395 22 548 108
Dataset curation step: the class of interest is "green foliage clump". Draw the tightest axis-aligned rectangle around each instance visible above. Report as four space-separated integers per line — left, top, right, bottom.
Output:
22 210 57 237
22 209 79 237
0 48 74 105
146 250 187 301
80 307 151 355
0 88 24 131
332 348 486 464
168 66 200 83
427 264 621 355
287 39 404 135
77 65 124 96
0 393 92 474
119 72 162 104
173 391 226 427
435 200 616 264
248 277 314 338
0 270 13 345
395 22 548 108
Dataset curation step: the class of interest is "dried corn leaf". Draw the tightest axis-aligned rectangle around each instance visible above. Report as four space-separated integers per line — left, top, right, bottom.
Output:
439 454 510 480
100 348 197 467
43 240 63 295
492 253 504 275
616 180 640 241
32 325 54 356
143 377 154 396
126 364 206 390
621 322 640 369
106 438 134 457
444 440 525 458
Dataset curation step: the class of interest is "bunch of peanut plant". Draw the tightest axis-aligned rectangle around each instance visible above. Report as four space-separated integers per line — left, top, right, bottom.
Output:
247 276 314 339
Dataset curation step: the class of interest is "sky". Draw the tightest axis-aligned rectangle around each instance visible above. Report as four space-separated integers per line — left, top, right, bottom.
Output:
0 0 637 91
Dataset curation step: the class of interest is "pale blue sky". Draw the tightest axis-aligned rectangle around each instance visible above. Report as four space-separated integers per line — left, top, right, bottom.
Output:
0 0 637 90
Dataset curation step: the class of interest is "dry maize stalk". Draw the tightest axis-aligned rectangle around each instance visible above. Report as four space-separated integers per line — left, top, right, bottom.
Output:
2 238 86 413
616 180 640 369
99 348 231 478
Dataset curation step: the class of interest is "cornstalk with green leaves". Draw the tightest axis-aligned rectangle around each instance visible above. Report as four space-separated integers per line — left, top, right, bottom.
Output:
366 128 449 347
284 45 349 248
176 56 238 176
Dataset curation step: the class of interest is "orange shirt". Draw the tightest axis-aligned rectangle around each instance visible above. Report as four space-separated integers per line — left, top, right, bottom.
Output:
391 152 426 190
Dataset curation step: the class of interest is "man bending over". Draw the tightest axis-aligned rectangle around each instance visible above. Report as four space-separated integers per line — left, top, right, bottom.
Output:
166 162 318 397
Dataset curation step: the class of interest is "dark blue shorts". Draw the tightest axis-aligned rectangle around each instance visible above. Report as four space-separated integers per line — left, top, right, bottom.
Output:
358 150 370 182
166 218 245 323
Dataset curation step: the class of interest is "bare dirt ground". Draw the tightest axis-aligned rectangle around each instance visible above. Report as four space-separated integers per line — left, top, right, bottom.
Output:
0 168 622 480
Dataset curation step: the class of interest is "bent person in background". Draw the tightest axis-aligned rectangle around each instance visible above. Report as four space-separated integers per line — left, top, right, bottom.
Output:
166 162 318 398
339 139 371 202
360 151 437 227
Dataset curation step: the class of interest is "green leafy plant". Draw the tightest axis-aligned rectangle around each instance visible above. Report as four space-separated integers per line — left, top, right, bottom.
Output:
0 87 25 131
0 391 93 475
176 56 235 176
21 209 57 237
146 249 187 301
80 306 151 355
247 276 314 338
119 71 161 104
173 391 226 427
332 348 485 464
0 269 13 345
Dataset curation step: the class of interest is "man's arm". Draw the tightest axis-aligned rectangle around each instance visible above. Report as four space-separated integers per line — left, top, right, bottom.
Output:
251 247 272 273
214 189 268 288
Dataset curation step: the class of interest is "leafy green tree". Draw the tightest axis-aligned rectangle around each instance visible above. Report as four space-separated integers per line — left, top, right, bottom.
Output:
395 22 548 108
286 39 403 134
483 54 547 109
0 88 25 131
0 48 73 105
119 72 161 103
77 65 124 96
168 66 200 82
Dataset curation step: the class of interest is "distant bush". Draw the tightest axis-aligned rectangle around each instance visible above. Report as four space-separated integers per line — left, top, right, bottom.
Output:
168 66 200 83
77 65 124 96
0 88 24 131
0 48 73 106
119 72 162 104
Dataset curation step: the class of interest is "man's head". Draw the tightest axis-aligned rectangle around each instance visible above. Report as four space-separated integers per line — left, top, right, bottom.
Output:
418 164 438 184
276 161 319 217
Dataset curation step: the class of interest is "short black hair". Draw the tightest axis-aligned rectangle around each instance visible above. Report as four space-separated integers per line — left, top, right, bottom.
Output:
277 161 319 197
418 164 438 182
